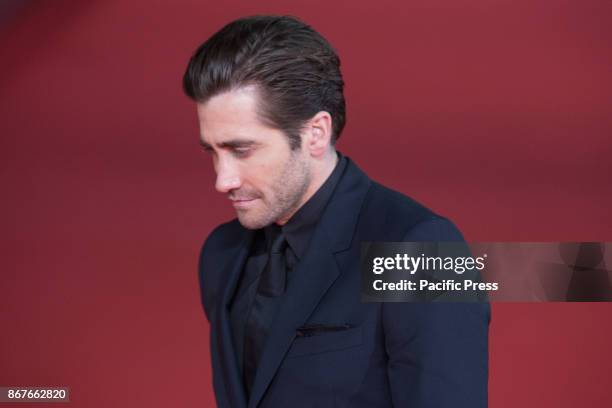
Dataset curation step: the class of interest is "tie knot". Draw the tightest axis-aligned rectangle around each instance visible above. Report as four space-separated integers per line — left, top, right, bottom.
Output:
265 224 287 254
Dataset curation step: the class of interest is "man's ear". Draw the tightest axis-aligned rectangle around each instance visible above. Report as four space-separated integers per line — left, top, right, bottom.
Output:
302 111 333 157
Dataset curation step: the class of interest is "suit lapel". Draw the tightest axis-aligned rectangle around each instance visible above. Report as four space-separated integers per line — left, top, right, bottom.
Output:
213 229 254 408
247 158 372 408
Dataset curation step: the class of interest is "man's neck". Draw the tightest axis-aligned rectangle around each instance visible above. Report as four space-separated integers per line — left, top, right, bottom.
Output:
275 150 338 226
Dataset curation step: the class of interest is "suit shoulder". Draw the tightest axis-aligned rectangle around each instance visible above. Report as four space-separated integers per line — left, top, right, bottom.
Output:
200 218 245 256
198 218 247 276
367 181 437 224
362 182 464 241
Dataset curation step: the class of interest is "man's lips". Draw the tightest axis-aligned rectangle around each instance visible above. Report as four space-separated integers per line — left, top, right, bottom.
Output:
231 198 258 209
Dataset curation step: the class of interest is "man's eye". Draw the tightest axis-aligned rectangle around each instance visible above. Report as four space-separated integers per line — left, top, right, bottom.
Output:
233 148 251 157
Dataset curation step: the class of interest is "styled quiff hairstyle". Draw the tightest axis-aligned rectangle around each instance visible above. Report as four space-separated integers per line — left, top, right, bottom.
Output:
182 15 346 150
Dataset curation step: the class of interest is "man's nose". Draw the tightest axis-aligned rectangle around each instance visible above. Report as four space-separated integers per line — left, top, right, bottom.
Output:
214 160 241 193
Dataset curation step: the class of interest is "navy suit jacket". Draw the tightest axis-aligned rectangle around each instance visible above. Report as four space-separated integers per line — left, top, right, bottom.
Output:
198 157 490 407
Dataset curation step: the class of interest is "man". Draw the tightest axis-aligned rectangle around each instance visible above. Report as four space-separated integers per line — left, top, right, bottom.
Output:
183 15 489 408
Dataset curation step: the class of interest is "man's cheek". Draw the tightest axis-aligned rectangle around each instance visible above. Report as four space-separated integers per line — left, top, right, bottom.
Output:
255 197 268 209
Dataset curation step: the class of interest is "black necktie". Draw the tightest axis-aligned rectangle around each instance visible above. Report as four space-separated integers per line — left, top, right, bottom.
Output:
243 225 287 395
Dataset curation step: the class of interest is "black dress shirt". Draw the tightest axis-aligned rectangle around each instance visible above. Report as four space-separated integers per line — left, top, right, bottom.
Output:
228 152 347 393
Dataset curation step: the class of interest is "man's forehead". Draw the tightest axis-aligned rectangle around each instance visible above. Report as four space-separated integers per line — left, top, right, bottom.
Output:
197 90 267 131
196 89 285 148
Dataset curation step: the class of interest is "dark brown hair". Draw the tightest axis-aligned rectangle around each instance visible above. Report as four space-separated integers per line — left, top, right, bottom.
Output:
182 15 346 150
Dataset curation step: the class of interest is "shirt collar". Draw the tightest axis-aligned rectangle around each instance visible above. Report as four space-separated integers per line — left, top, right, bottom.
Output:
279 151 347 259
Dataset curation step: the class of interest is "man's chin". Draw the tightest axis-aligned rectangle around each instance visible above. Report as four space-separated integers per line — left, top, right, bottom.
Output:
236 210 273 230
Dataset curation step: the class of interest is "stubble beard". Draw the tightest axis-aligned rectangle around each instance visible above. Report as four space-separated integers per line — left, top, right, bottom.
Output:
236 151 311 230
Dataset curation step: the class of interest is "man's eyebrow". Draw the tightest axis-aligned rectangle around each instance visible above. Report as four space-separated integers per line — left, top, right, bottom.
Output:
200 139 259 149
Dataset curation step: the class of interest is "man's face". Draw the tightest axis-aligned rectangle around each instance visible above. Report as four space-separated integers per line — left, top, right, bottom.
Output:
197 86 312 229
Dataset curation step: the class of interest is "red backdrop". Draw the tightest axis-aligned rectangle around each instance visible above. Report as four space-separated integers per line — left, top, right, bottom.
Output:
1 1 611 406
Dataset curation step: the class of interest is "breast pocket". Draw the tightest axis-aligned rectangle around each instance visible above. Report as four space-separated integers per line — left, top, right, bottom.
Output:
286 325 363 358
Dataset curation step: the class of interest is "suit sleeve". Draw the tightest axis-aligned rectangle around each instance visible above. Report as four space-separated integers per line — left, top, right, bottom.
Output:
383 217 490 407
